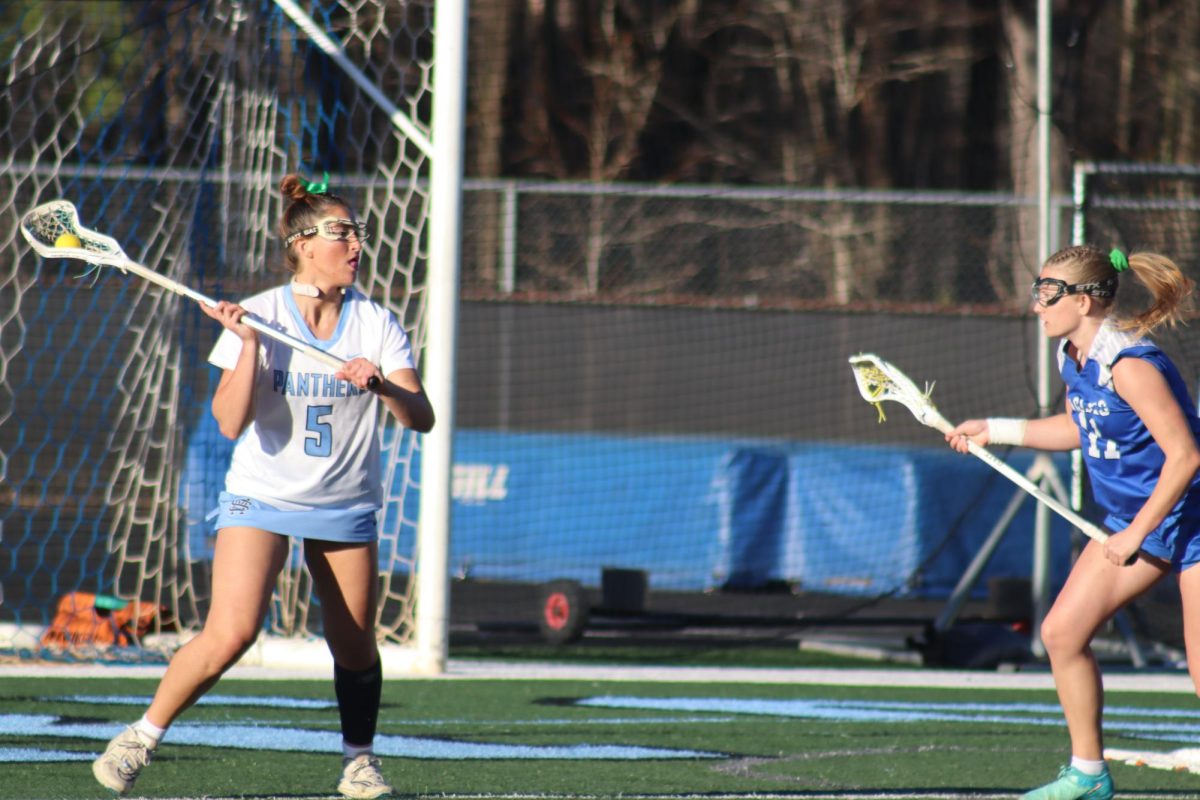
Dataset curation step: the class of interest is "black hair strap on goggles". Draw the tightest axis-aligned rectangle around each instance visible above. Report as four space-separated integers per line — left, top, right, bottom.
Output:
1030 277 1117 307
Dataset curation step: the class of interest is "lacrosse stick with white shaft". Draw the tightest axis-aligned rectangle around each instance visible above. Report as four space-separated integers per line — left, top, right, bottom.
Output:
20 200 378 389
848 352 1120 550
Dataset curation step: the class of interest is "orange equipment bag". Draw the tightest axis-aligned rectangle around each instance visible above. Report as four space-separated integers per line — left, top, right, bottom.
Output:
40 592 162 649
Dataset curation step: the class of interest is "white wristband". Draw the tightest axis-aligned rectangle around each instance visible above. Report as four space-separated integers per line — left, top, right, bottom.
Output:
986 417 1027 446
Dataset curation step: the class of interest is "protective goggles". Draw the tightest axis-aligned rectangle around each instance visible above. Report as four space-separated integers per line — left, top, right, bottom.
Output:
1030 277 1117 307
285 217 369 246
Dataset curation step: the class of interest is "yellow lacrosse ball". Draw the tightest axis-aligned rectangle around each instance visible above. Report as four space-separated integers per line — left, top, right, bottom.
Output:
54 233 83 249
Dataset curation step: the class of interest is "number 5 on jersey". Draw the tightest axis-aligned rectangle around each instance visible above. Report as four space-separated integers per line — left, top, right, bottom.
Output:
306 405 333 457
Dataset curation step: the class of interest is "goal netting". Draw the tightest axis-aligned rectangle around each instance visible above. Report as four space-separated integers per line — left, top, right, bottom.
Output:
0 0 453 667
1073 162 1200 398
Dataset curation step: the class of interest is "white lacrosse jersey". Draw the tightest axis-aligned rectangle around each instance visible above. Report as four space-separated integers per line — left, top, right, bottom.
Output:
208 284 415 511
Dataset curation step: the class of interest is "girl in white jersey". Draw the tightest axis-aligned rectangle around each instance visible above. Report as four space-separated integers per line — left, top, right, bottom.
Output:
947 245 1200 800
93 174 434 800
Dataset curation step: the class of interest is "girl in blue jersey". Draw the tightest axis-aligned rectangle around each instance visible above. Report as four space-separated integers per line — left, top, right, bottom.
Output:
93 174 434 799
947 245 1200 800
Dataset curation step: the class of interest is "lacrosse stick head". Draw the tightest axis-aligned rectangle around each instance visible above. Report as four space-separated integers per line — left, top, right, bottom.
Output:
848 353 946 429
20 200 129 264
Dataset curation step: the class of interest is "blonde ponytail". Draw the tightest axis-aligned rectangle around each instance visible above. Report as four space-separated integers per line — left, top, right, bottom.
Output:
1119 252 1194 337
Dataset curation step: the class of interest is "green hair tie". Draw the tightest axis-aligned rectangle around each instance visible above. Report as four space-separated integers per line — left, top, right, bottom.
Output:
301 171 330 195
1109 248 1129 273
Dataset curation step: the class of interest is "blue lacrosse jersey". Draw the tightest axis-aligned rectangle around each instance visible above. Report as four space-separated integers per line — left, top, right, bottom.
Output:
1058 320 1200 551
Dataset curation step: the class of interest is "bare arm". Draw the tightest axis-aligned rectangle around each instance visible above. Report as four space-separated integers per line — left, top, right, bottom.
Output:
199 301 259 439
946 406 1079 452
377 368 435 432
336 359 435 433
1023 406 1081 451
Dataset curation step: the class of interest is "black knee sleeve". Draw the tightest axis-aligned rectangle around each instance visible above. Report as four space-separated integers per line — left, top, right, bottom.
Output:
334 657 382 746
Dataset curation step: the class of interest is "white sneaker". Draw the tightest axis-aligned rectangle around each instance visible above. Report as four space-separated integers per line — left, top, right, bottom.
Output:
92 725 155 794
337 754 393 799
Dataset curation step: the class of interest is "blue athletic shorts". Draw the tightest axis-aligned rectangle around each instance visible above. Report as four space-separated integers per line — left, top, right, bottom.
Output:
1108 509 1200 572
214 492 378 543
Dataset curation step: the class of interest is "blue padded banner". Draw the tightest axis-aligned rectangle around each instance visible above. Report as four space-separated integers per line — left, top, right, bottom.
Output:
184 422 1074 598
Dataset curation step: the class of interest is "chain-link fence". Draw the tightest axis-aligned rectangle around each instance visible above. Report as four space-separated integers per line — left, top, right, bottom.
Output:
461 180 1066 311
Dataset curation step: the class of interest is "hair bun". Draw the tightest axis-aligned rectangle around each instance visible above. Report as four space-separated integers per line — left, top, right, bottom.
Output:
279 174 309 202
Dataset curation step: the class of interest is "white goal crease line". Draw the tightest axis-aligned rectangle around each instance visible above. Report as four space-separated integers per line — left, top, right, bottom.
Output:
0 658 1194 693
0 632 1197 693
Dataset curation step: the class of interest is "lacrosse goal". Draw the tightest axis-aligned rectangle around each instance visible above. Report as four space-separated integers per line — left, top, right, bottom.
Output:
0 0 463 672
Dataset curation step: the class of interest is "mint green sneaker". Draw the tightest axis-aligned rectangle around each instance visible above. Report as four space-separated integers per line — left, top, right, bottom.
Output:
1021 765 1114 800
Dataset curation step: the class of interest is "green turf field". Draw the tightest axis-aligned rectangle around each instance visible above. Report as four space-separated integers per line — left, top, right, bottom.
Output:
3 667 1200 799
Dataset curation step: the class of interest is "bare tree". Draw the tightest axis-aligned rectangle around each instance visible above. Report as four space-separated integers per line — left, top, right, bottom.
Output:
473 0 1200 305
465 0 518 290
992 0 1072 303
676 1 978 302
1147 1 1200 162
511 0 691 293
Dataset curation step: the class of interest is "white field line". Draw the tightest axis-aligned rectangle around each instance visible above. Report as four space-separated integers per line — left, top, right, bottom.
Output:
0 654 1195 694
0 624 1194 691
